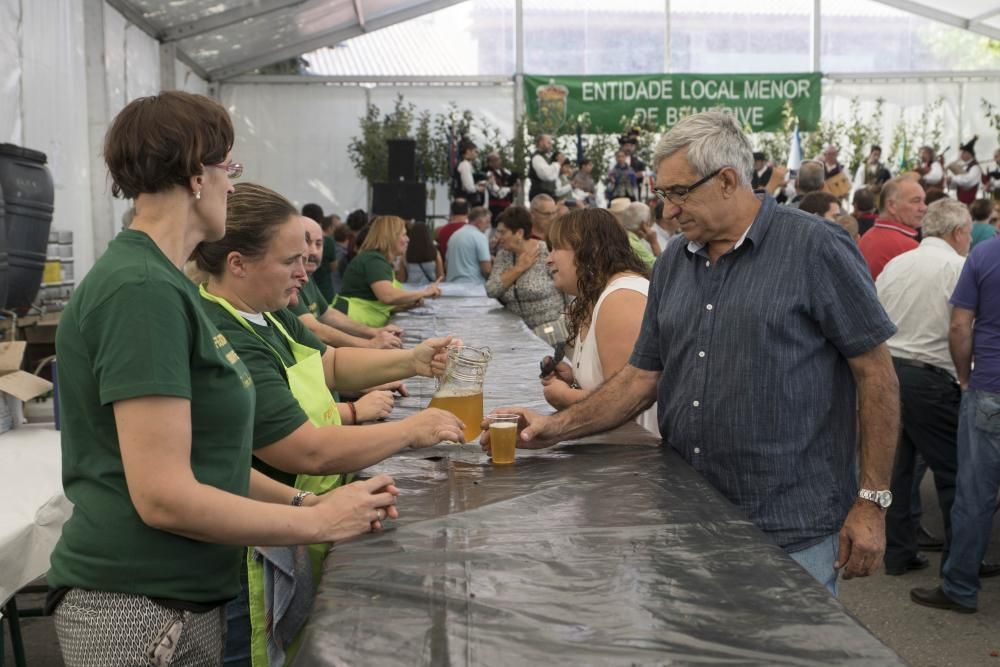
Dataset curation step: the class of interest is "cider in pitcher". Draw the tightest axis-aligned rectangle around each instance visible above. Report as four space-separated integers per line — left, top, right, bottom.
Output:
428 345 491 442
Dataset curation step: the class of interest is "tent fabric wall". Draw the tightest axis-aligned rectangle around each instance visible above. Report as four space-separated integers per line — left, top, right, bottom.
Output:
220 82 515 219
960 81 999 152
176 61 211 97
18 0 95 272
103 3 163 234
104 5 161 119
822 78 997 164
0 0 210 278
1 0 23 146
220 83 371 219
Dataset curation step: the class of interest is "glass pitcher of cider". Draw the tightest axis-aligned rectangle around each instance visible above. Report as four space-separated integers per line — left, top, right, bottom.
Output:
428 345 491 442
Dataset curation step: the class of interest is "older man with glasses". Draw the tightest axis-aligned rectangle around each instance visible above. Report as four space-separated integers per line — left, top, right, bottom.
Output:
529 193 558 241
485 110 901 596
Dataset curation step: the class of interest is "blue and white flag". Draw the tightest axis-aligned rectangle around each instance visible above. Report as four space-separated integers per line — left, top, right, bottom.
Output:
787 125 803 171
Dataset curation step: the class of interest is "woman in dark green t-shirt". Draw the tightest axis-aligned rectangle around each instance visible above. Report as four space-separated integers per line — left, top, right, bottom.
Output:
48 92 399 667
193 183 467 664
334 215 443 327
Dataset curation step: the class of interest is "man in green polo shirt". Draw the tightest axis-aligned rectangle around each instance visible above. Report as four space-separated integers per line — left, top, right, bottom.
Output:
290 216 403 349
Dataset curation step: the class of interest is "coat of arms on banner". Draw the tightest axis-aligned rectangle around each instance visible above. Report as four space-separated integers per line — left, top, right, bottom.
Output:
536 79 569 133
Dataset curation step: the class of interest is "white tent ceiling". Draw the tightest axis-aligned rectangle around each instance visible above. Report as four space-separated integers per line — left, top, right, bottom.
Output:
106 0 1000 83
104 0 471 81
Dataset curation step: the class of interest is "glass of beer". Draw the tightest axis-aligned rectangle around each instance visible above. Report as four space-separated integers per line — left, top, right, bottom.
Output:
488 414 519 464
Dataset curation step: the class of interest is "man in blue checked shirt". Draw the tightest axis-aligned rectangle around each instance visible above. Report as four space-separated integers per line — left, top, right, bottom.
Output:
482 111 901 597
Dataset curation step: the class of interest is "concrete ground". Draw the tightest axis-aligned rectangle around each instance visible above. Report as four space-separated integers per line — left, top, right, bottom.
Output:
5 476 999 666
839 474 1000 667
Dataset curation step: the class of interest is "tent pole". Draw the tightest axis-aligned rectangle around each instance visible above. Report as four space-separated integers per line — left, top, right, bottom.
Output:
83 0 115 261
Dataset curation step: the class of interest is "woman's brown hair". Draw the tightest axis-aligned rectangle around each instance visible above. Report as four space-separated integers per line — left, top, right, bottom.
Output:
104 91 234 199
496 206 533 238
406 221 437 263
547 208 650 341
192 183 297 276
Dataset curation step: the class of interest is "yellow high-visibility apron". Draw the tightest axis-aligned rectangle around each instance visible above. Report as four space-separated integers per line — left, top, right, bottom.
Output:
200 286 346 666
332 278 403 328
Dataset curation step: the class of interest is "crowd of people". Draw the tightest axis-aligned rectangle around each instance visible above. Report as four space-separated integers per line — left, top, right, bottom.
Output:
44 89 1000 666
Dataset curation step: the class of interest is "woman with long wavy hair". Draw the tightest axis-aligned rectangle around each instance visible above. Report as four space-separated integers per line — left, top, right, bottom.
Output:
541 208 658 434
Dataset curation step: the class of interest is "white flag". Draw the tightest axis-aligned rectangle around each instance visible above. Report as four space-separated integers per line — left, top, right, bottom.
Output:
787 125 803 172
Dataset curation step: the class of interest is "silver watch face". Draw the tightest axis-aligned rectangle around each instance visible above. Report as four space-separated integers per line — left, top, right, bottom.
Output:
876 490 893 508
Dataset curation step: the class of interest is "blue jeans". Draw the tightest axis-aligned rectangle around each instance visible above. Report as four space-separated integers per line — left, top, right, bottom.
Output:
789 533 840 596
223 564 252 666
942 389 1000 608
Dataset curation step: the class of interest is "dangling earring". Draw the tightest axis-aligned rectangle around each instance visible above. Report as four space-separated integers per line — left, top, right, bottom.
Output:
194 191 202 200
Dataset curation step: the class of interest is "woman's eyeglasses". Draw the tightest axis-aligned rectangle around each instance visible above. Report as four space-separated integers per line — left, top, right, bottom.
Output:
207 162 244 179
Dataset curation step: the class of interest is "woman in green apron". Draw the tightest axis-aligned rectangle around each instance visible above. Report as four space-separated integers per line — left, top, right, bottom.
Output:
48 91 399 667
334 215 442 327
193 184 466 666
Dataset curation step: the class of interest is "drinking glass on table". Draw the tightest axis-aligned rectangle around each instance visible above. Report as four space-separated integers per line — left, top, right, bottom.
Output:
487 414 519 464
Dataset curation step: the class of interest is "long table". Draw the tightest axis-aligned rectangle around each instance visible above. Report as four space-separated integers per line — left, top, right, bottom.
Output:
0 423 71 609
293 291 905 666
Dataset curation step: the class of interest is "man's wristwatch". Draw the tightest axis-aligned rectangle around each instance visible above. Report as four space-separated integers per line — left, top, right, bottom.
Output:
858 488 893 509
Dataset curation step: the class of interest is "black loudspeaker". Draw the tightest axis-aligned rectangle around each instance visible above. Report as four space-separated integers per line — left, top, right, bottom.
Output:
371 182 426 221
387 139 416 182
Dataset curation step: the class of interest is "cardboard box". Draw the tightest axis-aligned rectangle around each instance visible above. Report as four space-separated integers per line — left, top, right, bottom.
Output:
0 341 54 433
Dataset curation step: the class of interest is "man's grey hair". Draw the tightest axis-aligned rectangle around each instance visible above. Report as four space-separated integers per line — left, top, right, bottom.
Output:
652 111 753 187
620 202 650 232
469 206 491 224
530 193 555 211
536 134 552 146
879 176 914 213
921 198 971 239
796 161 825 193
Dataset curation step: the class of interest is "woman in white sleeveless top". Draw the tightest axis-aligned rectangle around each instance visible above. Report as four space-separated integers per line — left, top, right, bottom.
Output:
540 208 659 435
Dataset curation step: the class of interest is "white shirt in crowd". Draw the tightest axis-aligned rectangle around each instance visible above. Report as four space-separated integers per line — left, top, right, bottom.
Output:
990 161 1000 193
921 161 944 187
530 153 560 182
571 275 659 435
875 236 966 378
949 162 983 190
457 159 477 194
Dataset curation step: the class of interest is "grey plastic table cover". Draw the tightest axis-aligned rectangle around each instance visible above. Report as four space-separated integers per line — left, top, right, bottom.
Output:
292 294 904 666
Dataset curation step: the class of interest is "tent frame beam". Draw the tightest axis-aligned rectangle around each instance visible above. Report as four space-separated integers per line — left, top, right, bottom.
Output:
160 0 309 43
102 0 212 80
869 0 1000 40
219 71 998 86
352 0 366 29
825 70 1000 82
223 74 512 85
209 0 468 81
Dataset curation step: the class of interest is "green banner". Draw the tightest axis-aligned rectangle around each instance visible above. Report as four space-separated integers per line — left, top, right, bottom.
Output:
523 73 821 134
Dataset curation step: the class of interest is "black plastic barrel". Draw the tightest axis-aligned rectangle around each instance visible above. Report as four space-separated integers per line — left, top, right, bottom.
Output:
0 144 54 312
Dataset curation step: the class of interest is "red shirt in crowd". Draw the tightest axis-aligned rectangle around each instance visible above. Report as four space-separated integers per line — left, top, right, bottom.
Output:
436 220 466 259
858 219 920 280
